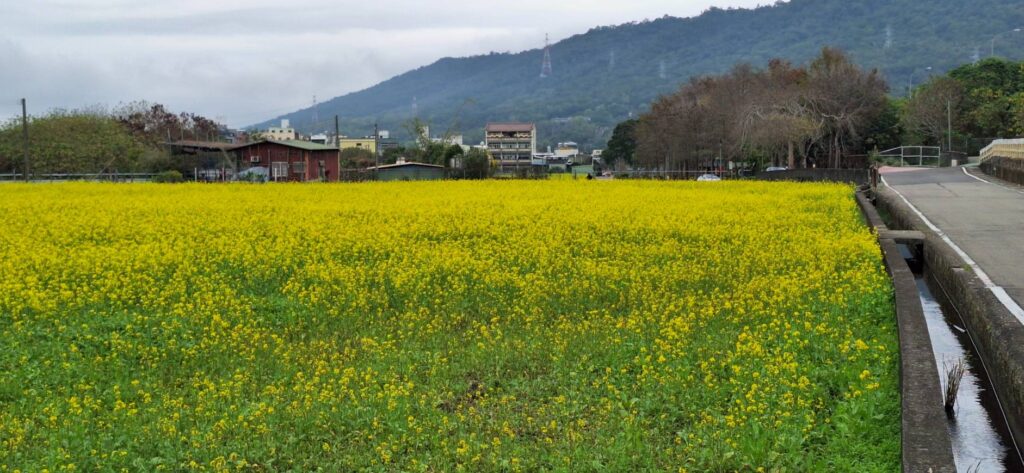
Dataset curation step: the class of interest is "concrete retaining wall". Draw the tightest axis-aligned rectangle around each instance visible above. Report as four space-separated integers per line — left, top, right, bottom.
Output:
856 192 957 473
875 186 1024 455
980 156 1024 187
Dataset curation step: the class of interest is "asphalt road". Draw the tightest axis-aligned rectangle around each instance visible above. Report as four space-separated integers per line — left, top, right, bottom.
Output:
881 167 1024 309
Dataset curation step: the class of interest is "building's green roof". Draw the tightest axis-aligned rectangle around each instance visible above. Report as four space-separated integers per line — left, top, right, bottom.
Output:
230 139 338 152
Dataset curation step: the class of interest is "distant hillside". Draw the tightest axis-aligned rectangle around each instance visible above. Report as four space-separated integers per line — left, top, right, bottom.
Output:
253 0 1024 150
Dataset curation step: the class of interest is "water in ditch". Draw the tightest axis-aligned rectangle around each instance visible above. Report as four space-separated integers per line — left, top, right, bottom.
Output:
901 245 1024 472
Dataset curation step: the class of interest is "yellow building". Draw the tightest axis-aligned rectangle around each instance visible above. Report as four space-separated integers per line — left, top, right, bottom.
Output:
339 137 377 154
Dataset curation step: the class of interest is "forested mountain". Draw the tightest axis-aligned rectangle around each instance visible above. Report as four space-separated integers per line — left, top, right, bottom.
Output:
253 0 1024 150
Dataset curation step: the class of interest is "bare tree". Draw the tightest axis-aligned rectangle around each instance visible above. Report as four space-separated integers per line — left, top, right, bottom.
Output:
635 48 887 174
804 48 888 168
902 77 964 147
738 60 819 168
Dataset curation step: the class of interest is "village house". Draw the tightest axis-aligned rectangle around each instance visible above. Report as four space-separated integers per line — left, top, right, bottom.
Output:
233 140 340 182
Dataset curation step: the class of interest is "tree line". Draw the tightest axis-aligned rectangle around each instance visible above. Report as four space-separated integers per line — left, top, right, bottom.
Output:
604 54 1024 171
604 48 892 171
0 102 225 176
902 58 1024 152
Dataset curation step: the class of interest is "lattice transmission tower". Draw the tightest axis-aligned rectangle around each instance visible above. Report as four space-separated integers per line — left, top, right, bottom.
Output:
540 34 553 78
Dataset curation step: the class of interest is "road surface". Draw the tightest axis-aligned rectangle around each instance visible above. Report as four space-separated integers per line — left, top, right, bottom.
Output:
880 166 1024 316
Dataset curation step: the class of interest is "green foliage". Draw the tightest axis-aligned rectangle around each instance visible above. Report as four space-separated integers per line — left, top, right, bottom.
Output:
0 103 227 176
340 147 376 168
462 148 491 179
603 119 638 166
152 170 184 183
902 58 1024 153
419 143 450 166
443 144 464 167
863 99 905 152
0 111 145 175
256 0 1024 151
948 59 1024 139
382 146 407 165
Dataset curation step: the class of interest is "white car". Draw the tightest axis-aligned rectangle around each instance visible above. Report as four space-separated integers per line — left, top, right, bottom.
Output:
765 166 789 172
697 173 722 182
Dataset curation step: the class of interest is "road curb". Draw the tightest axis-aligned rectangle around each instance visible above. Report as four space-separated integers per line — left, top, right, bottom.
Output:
874 186 1024 463
857 191 957 473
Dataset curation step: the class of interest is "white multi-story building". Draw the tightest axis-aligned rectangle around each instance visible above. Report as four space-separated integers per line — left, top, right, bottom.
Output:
264 119 296 141
485 123 536 165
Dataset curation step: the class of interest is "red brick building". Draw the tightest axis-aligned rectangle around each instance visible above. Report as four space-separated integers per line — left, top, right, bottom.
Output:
232 140 340 182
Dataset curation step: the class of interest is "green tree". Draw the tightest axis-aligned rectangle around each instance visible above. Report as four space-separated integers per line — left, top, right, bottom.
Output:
462 148 492 179
382 146 407 165
901 77 963 148
0 110 144 175
863 98 904 152
443 144 464 168
603 119 638 167
340 147 376 168
420 142 449 166
948 58 1024 138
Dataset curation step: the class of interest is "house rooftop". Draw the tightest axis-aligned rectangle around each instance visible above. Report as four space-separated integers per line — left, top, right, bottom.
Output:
164 140 236 151
486 123 536 133
231 139 338 152
369 161 444 170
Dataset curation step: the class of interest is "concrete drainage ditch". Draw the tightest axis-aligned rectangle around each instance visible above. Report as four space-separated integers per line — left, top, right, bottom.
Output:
859 189 1024 472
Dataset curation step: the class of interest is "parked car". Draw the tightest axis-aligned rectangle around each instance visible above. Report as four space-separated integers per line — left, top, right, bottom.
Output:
697 173 722 182
765 166 789 172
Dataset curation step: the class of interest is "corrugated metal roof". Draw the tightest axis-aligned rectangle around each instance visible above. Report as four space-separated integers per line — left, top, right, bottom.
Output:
486 123 535 133
271 140 338 151
369 162 444 170
164 140 235 151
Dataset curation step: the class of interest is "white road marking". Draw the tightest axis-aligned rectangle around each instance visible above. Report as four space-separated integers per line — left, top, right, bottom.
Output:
962 167 1024 195
880 174 1024 324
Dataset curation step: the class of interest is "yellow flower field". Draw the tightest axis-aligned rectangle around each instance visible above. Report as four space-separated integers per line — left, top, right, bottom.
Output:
0 180 898 471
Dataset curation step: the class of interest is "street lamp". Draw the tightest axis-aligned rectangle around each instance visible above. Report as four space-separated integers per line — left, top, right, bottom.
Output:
991 28 1023 57
908 66 933 97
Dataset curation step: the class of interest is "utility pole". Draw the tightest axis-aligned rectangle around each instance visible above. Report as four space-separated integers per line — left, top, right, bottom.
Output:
947 99 954 153
21 98 29 181
374 122 380 178
334 115 340 149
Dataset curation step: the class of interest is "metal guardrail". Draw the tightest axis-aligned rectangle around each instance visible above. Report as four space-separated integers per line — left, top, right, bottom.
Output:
0 173 158 182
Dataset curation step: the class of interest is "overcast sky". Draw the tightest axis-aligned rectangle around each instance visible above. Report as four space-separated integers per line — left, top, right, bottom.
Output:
2 0 767 127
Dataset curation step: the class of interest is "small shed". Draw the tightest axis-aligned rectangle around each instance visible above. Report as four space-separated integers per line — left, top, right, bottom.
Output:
371 161 445 181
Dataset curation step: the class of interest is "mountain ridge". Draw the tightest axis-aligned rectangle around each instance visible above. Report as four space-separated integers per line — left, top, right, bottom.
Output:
253 0 1024 150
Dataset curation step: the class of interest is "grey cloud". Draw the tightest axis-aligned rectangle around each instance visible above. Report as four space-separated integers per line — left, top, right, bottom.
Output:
3 0 768 126
0 38 121 118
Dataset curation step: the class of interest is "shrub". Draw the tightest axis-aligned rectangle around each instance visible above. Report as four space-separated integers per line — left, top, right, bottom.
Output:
152 170 184 183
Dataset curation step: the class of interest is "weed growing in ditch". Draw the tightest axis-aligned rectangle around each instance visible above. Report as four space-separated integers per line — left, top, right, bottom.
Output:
944 357 968 417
